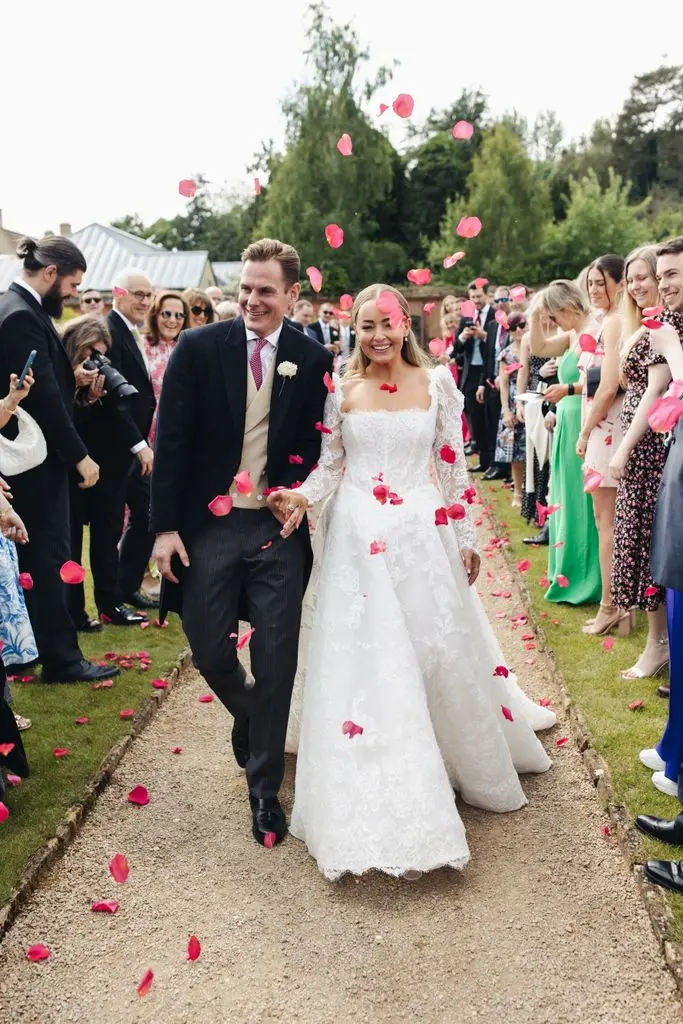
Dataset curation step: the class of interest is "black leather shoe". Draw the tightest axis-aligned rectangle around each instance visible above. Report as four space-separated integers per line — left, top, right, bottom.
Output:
523 525 549 546
231 719 249 769
636 813 683 846
469 465 486 473
464 443 478 456
100 606 147 626
644 859 683 895
658 685 671 699
42 659 121 684
77 617 104 634
250 796 286 846
483 467 511 481
124 590 160 610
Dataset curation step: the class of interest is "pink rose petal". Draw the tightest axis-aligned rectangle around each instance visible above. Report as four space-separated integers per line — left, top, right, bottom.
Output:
392 93 414 118
456 216 482 239
452 120 474 140
337 133 353 156
325 224 344 249
306 266 323 293
208 495 233 517
178 179 197 199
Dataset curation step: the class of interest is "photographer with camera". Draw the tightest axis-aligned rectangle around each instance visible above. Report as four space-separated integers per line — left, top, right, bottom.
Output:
106 270 158 612
63 314 147 628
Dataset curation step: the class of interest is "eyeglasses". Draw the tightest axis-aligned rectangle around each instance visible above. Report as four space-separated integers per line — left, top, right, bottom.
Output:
160 310 185 322
494 297 510 304
131 290 153 302
82 296 102 305
191 306 210 317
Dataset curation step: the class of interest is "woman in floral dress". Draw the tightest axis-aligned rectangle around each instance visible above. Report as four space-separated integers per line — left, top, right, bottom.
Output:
609 246 681 680
143 292 190 446
495 315 526 506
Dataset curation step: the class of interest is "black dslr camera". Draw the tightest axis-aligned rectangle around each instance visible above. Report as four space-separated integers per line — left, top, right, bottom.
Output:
83 352 138 400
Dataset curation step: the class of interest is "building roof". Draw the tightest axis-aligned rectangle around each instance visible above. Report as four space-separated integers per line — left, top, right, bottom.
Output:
0 222 213 293
211 261 243 287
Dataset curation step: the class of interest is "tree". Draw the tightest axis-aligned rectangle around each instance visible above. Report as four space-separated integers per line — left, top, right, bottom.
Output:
402 89 488 260
612 64 683 200
256 2 405 290
429 123 551 284
541 169 648 280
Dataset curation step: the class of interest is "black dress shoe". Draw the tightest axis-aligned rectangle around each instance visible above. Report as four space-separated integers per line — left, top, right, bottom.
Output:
124 590 160 610
231 719 249 769
645 859 683 895
250 796 286 846
469 465 486 473
523 524 549 546
77 617 104 634
658 685 671 699
483 467 510 481
464 443 478 456
42 659 121 684
100 606 147 626
636 813 683 846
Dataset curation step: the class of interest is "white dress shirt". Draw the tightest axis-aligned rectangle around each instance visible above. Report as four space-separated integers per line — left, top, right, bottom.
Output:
13 278 43 305
318 318 331 345
246 322 283 381
112 307 150 454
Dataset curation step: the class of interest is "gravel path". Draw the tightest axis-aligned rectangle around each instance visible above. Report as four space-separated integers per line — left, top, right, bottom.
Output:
1 517 681 1024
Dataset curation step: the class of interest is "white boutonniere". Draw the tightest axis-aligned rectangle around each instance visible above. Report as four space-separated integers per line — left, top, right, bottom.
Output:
277 360 298 395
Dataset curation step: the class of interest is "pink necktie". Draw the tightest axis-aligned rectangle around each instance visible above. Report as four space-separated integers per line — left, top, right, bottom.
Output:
250 337 268 390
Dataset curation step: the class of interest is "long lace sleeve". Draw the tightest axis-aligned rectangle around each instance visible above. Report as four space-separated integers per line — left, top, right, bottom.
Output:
297 380 346 506
432 366 478 553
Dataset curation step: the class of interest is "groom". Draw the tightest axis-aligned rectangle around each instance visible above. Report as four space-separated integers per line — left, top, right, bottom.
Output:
151 238 332 846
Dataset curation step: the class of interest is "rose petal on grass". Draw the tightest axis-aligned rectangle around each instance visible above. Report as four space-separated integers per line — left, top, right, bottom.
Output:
119 709 135 720
53 747 70 758
602 636 615 653
629 699 646 711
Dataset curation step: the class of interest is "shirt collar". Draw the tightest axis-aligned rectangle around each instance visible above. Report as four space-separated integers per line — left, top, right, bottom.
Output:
245 322 284 347
13 278 43 306
113 306 139 332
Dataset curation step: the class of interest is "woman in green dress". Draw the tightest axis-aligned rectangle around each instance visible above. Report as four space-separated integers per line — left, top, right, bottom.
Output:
529 281 602 605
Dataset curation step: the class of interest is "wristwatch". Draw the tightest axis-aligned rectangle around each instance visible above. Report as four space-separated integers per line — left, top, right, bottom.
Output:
567 384 575 396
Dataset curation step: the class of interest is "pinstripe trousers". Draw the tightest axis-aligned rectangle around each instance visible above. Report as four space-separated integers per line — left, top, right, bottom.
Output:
182 508 306 799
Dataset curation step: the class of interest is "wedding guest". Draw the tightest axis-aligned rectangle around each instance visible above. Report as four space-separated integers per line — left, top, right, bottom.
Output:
482 285 512 482
510 284 530 312
107 270 157 613
455 281 495 472
143 292 189 446
216 300 240 322
494 312 526 505
609 246 670 680
308 302 340 352
291 299 315 331
529 281 602 605
205 285 224 311
0 236 114 683
518 311 554 539
639 237 683 800
79 288 104 317
575 255 627 637
182 288 216 329
63 315 145 629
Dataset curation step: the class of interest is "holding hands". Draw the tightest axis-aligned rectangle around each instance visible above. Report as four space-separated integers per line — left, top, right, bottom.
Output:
267 489 309 538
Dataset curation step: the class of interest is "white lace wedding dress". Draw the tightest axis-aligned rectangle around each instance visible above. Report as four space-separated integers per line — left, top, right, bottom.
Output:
286 366 555 880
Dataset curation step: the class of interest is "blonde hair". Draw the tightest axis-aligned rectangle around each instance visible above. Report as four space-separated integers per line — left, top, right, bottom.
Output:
344 284 430 378
575 265 590 303
540 279 590 319
620 245 659 365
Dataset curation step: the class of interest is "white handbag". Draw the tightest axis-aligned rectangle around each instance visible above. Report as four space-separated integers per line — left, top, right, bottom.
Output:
0 407 48 476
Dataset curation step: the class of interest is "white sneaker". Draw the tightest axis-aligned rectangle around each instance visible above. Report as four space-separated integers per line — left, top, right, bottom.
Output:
640 748 665 771
652 771 679 798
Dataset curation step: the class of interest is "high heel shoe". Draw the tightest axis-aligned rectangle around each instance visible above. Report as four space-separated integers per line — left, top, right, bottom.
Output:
621 638 669 680
581 604 634 637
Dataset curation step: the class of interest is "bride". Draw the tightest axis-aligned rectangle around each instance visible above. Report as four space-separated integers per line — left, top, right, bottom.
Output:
267 284 555 881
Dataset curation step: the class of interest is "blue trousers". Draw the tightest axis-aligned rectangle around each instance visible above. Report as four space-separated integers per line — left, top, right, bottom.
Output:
656 589 683 786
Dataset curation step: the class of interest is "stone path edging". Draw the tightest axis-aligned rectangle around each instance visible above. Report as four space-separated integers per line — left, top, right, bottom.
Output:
0 647 192 942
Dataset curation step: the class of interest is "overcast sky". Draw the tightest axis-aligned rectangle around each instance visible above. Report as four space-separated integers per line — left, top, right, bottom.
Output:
1 0 680 240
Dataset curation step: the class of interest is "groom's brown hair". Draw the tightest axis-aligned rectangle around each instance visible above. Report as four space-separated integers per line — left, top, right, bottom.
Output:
241 238 300 288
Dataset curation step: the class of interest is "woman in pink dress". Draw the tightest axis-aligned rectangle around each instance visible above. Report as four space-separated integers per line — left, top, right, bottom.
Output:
575 255 628 637
143 291 189 446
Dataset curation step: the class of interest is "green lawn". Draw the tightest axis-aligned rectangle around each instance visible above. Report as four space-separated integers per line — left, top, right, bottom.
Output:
480 476 683 939
1 558 185 908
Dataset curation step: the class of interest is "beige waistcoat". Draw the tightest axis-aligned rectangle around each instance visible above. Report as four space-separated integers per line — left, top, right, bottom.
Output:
229 356 276 510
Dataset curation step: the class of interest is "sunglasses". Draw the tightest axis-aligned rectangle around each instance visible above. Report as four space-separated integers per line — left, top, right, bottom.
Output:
82 296 102 305
321 310 333 316
131 290 153 301
494 297 510 304
160 310 185 322
191 306 210 317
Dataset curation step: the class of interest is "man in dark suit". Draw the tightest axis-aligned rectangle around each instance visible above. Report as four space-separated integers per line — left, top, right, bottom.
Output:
0 236 117 683
455 281 496 472
105 272 158 615
307 301 340 352
152 238 331 847
482 285 512 481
